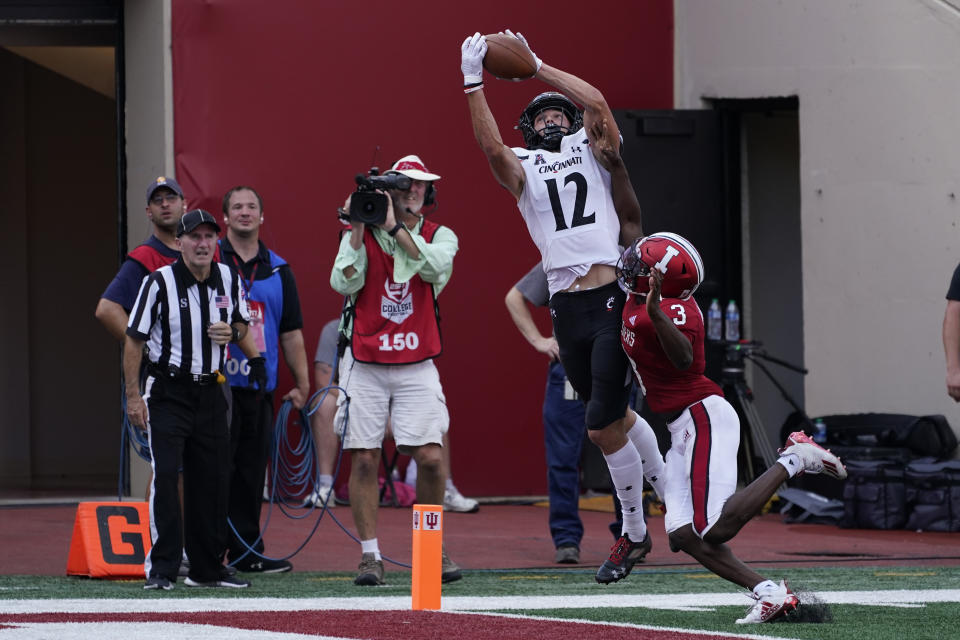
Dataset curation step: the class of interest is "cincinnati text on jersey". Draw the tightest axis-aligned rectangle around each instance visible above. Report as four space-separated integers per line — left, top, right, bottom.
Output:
535 155 584 174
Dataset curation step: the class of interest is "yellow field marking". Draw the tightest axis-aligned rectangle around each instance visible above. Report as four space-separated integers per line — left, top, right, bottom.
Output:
308 576 353 582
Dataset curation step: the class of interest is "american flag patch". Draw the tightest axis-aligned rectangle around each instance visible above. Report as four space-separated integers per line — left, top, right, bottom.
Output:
214 295 229 309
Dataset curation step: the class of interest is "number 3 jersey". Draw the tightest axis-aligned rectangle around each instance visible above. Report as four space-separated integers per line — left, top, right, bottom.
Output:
620 295 723 415
512 128 621 296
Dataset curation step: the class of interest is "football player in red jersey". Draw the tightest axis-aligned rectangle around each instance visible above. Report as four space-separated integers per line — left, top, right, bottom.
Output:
618 233 848 624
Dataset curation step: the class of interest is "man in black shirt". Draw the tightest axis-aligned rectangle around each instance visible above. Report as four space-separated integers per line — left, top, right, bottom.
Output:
944 264 960 401
218 186 310 574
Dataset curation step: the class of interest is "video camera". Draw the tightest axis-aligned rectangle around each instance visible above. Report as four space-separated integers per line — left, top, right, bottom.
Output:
347 167 411 225
722 340 765 369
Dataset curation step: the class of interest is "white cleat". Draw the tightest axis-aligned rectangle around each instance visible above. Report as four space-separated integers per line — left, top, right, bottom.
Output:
736 579 799 624
443 487 479 513
780 431 848 479
303 484 335 508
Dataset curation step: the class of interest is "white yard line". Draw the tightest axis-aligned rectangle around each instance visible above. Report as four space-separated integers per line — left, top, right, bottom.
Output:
0 622 341 640
2 589 959 614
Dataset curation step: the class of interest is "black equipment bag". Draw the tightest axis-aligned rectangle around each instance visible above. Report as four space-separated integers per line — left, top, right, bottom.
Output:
818 413 957 458
840 459 907 530
904 460 960 532
788 445 912 502
828 444 915 465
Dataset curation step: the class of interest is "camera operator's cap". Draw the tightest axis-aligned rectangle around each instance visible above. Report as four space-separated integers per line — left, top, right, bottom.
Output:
385 155 441 181
176 209 221 237
146 176 184 203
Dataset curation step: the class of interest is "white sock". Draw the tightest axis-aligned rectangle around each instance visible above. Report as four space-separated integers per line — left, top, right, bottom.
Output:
445 478 456 492
317 474 333 489
360 538 381 561
777 452 802 478
626 413 667 501
405 459 418 485
603 443 647 540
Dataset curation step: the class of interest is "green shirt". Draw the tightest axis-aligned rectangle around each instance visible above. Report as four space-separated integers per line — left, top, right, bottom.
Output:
330 218 459 337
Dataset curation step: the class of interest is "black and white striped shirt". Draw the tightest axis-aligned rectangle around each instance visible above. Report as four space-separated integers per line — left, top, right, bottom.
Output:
126 259 249 375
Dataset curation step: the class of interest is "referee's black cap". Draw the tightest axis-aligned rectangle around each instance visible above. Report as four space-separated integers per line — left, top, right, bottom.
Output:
177 209 221 237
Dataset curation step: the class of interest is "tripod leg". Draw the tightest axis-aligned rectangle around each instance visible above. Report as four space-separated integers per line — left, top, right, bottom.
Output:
738 389 778 469
738 422 756 485
724 383 756 484
726 382 779 484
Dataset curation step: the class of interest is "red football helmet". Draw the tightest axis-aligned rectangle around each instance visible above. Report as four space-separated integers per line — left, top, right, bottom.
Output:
617 232 704 299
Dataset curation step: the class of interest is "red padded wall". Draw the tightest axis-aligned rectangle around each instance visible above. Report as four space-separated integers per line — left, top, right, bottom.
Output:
171 0 673 496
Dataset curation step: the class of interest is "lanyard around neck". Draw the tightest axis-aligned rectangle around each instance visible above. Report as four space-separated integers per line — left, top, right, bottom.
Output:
230 253 260 299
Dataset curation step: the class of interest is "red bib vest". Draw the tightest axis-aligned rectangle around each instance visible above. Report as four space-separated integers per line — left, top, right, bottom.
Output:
127 243 177 272
351 221 443 364
128 242 219 272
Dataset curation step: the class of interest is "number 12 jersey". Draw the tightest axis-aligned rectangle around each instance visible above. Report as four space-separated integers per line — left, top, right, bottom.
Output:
512 128 621 296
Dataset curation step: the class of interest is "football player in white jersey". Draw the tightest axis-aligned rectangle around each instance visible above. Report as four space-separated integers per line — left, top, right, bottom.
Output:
461 30 663 583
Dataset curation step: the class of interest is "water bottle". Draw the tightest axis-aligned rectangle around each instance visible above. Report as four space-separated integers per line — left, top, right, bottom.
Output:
724 300 740 342
812 418 828 444
707 299 722 341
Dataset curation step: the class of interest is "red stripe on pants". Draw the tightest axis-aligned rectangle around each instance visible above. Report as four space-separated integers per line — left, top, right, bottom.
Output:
689 402 712 535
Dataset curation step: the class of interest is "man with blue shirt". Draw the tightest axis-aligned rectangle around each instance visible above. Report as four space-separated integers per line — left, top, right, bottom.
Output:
96 176 186 340
219 185 310 574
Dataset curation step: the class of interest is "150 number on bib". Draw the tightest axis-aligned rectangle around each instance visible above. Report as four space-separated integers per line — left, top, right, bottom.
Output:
378 332 420 351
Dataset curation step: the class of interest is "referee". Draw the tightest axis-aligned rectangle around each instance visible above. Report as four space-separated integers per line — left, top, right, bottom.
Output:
125 209 266 590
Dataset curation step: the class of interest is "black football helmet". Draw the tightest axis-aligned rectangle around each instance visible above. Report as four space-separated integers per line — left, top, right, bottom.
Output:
517 92 584 152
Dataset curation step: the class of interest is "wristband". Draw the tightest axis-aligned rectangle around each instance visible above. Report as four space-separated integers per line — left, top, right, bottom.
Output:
464 83 484 94
230 326 240 343
387 222 404 237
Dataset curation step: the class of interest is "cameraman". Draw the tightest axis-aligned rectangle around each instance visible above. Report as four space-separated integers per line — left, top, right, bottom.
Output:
330 155 462 586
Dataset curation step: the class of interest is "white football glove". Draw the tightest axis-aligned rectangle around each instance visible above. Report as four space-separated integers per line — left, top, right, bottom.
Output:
505 28 543 73
461 32 487 85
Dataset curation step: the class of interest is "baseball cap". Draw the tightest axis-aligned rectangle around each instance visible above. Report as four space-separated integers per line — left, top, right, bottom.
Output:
385 155 441 181
146 176 184 203
176 209 221 237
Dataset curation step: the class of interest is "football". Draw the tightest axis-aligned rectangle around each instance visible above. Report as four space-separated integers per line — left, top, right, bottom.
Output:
482 33 537 80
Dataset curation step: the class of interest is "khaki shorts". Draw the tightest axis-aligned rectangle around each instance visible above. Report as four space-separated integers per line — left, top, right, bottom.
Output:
334 347 449 451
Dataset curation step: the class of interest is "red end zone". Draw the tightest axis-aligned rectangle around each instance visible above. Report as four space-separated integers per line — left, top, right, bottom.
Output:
0 610 754 640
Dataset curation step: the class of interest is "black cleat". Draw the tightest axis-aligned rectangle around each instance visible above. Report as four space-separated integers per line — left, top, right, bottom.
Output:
234 557 293 574
595 531 651 584
143 575 174 590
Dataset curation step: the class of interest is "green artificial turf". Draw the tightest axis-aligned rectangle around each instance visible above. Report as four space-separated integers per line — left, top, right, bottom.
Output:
2 565 958 640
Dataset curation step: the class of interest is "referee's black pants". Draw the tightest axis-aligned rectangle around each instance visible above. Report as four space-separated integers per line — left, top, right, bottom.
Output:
226 387 274 563
144 375 230 583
